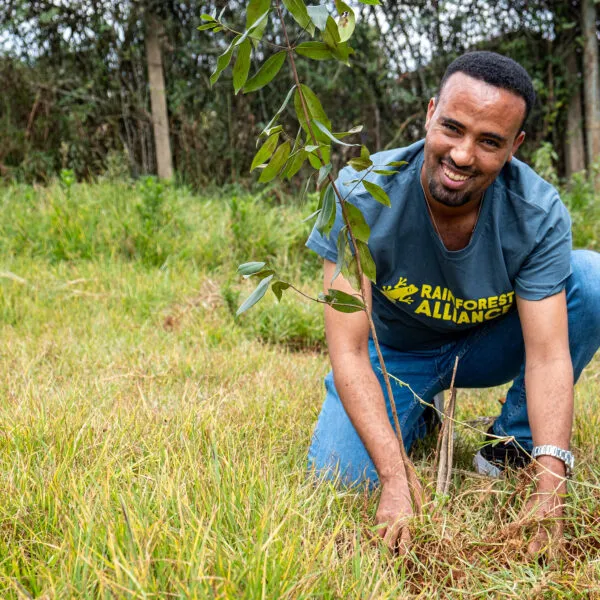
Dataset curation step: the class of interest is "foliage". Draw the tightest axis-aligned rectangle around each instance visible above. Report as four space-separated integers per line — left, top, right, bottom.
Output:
0 1 595 184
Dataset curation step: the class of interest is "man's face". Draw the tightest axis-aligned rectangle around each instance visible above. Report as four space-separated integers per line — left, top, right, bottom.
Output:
422 72 526 208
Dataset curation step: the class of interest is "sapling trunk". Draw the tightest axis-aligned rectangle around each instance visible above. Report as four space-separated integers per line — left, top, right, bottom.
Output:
275 0 424 511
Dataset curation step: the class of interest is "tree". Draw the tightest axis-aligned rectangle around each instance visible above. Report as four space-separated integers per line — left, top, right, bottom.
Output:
582 0 600 186
565 48 586 178
145 10 173 180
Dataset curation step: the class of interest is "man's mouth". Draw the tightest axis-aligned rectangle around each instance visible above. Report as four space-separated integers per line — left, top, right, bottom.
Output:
441 162 473 182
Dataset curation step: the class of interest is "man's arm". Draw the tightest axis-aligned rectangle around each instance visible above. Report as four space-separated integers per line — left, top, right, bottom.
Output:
323 259 412 547
516 290 573 552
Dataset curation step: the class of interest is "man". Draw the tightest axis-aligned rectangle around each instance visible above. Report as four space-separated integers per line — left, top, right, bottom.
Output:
306 51 600 552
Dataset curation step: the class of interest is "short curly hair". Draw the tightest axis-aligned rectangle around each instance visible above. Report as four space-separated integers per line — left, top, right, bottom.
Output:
438 51 536 131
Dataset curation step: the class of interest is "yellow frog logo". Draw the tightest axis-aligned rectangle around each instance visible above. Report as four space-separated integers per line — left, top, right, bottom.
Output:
382 277 418 304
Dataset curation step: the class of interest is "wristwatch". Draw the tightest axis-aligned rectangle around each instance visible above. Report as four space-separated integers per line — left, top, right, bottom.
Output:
532 445 574 477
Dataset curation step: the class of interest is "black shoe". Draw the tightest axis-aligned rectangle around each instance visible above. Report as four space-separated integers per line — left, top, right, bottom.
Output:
473 426 531 477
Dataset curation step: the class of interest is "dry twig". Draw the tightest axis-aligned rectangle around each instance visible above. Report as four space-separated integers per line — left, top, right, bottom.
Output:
435 356 459 495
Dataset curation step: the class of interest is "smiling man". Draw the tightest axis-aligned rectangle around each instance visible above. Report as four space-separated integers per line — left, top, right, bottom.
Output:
306 52 600 552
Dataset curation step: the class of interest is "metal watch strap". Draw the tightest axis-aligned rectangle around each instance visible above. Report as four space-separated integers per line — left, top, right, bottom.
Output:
531 445 574 477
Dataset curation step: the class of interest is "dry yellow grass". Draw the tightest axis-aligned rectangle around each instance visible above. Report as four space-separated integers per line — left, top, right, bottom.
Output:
0 257 598 598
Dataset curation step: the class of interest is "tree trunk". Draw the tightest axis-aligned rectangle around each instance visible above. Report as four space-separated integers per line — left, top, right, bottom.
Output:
582 0 600 186
565 49 586 178
145 12 173 180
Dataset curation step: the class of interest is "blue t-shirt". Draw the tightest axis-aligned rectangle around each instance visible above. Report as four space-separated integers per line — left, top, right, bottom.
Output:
306 140 572 351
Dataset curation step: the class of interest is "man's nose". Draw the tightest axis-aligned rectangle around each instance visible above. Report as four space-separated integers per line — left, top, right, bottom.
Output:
449 138 476 169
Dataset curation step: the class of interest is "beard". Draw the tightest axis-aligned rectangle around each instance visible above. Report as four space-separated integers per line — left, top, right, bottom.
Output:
427 176 474 208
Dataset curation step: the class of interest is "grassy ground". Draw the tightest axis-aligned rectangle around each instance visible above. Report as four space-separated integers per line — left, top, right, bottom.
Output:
0 180 599 598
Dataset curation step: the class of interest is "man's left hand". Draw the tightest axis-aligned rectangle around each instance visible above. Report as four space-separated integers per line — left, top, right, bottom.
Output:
519 456 567 556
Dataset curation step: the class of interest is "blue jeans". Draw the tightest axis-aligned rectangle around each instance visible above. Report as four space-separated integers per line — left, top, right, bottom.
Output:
308 250 600 486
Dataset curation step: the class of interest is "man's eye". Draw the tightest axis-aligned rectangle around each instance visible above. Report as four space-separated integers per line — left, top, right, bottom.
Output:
443 123 459 133
482 139 500 148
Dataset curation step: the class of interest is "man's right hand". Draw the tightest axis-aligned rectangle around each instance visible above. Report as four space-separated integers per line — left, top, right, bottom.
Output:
323 259 415 551
376 475 414 552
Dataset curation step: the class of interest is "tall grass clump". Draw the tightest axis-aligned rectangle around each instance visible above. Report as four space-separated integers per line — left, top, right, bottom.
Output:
0 179 325 349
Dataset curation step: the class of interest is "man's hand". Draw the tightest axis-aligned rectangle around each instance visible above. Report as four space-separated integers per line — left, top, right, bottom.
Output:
513 456 567 557
376 475 413 552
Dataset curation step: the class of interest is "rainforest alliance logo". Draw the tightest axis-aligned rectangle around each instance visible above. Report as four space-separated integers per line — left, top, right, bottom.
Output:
382 277 515 325
382 277 419 304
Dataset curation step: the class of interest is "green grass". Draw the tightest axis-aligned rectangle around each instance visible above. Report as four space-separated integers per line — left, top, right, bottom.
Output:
0 180 598 597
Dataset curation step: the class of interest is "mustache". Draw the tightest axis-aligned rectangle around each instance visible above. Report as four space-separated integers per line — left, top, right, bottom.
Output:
442 158 478 176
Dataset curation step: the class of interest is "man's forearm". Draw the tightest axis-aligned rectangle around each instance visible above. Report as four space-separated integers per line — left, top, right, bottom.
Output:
332 354 406 483
525 356 574 487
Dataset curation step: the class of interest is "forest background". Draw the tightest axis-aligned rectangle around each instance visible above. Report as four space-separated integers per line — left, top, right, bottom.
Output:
1 0 599 187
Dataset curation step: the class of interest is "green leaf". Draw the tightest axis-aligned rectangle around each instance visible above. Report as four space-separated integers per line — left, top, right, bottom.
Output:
342 253 359 290
332 226 348 284
356 240 376 281
303 208 321 222
210 34 241 86
357 0 381 4
316 184 336 236
349 145 372 170
330 40 353 64
233 39 252 94
282 131 307 180
236 274 274 316
363 180 391 207
272 280 291 301
386 160 408 167
320 288 365 313
258 141 291 183
284 150 308 179
238 261 266 276
334 125 363 138
344 203 370 243
314 120 360 147
373 169 398 176
246 0 270 40
260 85 296 138
235 10 269 46
250 133 280 172
200 13 216 21
307 145 330 169
198 22 218 31
294 84 331 145
356 240 377 283
243 51 286 93
263 125 283 137
322 16 341 48
306 5 330 30
282 0 315 35
317 163 332 186
295 41 334 61
335 0 355 42
348 158 372 171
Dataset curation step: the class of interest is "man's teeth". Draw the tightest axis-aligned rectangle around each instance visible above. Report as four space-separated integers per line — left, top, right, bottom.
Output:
442 165 470 182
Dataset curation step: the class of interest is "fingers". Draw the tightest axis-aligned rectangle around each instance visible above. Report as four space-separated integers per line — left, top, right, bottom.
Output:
380 517 412 554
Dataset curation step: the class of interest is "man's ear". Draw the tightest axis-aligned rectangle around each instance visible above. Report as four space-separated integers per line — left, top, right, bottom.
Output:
424 97 436 131
507 131 526 162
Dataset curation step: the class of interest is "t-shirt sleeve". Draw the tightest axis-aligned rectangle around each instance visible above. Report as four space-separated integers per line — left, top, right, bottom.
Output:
514 199 572 300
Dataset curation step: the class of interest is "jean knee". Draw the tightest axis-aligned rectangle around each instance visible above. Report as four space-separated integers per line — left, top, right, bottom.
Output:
569 250 600 335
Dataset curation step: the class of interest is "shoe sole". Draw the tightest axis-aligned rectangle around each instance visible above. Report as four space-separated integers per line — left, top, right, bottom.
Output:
473 450 503 478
